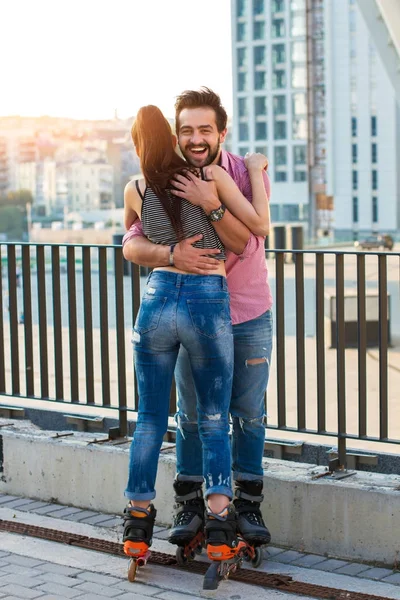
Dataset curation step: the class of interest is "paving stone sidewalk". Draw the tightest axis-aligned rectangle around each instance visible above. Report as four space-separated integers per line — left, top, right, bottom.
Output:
1 492 400 598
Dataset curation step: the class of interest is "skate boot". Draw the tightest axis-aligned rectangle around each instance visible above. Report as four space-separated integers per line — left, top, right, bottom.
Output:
233 480 271 546
204 504 239 561
123 503 157 559
168 480 205 547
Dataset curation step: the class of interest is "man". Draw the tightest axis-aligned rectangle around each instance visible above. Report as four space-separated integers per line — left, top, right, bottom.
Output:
123 88 273 547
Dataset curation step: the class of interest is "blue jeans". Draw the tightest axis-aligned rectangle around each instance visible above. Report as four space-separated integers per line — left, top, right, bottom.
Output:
125 271 234 502
175 309 273 482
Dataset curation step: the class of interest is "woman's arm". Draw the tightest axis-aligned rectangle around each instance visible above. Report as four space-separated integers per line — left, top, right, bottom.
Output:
207 155 270 237
123 179 144 230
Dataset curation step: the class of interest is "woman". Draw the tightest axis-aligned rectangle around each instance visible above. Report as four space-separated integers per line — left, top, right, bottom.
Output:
122 105 268 564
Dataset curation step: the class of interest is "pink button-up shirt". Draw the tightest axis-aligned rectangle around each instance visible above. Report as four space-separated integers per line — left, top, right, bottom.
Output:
122 149 273 325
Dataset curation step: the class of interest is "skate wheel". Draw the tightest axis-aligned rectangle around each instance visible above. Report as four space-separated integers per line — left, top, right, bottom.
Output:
203 561 220 590
251 547 263 568
175 546 188 565
195 544 203 555
127 559 138 582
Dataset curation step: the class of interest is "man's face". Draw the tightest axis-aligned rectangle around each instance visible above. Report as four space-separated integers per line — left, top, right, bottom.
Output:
177 107 227 168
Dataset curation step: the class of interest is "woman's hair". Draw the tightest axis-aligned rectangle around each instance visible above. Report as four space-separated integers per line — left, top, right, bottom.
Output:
131 105 190 240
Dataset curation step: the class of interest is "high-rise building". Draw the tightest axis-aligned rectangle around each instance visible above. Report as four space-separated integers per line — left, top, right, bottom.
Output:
231 0 400 239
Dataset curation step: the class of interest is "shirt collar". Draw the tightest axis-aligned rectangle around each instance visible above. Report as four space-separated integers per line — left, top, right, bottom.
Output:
219 149 229 172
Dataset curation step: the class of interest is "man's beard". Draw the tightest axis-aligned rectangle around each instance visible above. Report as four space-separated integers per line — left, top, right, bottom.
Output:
180 141 221 167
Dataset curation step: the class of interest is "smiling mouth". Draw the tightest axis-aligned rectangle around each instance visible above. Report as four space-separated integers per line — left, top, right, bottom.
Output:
188 146 208 155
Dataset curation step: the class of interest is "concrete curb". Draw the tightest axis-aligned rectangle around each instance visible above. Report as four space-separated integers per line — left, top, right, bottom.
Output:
1 422 399 566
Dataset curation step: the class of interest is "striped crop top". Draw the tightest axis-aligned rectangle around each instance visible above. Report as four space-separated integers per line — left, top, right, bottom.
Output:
137 181 226 260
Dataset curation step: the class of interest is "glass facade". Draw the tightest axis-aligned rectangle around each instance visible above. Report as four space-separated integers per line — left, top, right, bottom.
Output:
255 96 267 116
352 197 358 223
254 21 265 40
255 121 268 140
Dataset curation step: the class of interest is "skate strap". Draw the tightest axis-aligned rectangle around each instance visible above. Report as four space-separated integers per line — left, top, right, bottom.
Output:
175 489 203 503
206 506 229 522
234 489 264 503
127 505 151 518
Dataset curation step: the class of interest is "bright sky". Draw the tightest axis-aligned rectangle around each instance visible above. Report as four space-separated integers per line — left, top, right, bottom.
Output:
1 0 233 121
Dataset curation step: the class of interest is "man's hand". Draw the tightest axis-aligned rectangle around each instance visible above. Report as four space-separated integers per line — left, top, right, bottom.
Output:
171 172 220 215
244 152 269 173
173 234 221 274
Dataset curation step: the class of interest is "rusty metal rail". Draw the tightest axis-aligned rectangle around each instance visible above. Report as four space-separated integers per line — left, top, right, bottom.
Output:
0 519 394 600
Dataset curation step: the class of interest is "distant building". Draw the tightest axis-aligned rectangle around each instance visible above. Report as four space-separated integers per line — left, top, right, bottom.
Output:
66 160 114 213
231 0 400 239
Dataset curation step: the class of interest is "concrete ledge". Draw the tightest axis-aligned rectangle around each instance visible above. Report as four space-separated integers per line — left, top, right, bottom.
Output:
1 420 399 566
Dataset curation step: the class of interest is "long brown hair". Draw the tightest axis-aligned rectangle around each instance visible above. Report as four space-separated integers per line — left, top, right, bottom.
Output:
132 105 190 240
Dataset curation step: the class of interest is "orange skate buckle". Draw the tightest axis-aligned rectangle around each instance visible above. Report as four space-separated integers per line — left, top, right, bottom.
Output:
124 540 149 558
207 541 243 561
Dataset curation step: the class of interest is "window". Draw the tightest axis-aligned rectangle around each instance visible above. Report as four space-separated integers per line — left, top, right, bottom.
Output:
293 145 306 165
371 143 377 163
253 0 264 15
371 115 377 136
238 72 247 91
255 145 267 155
372 170 378 190
352 170 358 190
255 121 267 140
274 121 287 139
292 41 306 63
292 66 307 88
237 22 247 41
254 45 266 66
238 146 249 156
272 0 285 11
283 204 300 221
351 117 357 137
275 146 287 165
237 47 247 67
291 14 306 37
272 18 285 38
272 43 285 65
255 96 267 116
352 197 358 223
372 196 378 223
293 117 307 139
294 170 307 182
254 70 266 90
272 69 286 89
275 172 287 182
352 144 357 164
254 20 265 39
292 93 306 115
239 123 249 142
274 95 286 114
237 0 246 17
238 97 247 117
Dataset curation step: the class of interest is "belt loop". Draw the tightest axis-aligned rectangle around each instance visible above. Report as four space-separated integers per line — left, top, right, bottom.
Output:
176 273 182 288
222 276 227 291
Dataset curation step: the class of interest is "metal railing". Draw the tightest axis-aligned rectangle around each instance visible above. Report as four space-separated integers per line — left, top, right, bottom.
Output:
1 242 399 467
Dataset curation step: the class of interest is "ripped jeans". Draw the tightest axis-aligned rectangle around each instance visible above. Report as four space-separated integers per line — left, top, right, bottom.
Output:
175 309 273 483
124 271 234 502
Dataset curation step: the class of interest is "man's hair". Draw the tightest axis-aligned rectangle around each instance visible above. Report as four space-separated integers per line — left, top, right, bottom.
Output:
175 87 228 134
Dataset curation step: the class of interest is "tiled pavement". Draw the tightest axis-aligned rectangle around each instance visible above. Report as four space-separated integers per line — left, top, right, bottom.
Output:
0 493 400 599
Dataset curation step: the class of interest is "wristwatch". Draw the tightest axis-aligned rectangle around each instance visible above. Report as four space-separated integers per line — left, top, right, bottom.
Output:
208 204 226 222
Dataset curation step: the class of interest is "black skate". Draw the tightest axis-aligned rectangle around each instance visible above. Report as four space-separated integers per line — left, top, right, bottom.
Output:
168 480 205 564
203 504 247 590
123 503 156 581
231 479 270 570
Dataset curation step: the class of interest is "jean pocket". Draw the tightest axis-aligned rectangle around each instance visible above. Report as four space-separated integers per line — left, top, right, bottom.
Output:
187 298 231 339
134 295 167 334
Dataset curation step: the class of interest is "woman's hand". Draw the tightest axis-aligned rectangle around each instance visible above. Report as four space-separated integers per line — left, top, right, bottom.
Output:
244 152 269 173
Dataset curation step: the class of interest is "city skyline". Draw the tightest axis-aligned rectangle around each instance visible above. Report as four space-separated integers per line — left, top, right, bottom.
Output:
1 0 233 121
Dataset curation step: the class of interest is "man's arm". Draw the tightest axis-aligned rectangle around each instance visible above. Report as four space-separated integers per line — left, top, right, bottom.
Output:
171 175 251 254
122 220 222 275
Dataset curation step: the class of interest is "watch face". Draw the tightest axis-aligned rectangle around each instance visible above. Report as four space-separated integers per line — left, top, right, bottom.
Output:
210 205 226 221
